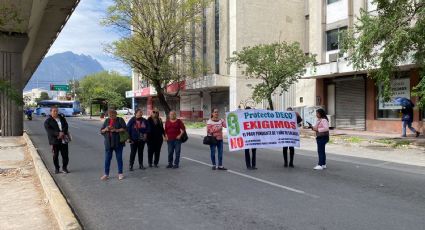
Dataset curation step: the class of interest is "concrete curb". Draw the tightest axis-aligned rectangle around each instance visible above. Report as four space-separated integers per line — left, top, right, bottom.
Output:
23 133 82 230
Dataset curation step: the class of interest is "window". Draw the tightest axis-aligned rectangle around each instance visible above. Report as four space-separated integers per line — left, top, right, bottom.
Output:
327 0 340 4
202 7 207 75
326 27 346 51
377 74 410 119
214 0 220 74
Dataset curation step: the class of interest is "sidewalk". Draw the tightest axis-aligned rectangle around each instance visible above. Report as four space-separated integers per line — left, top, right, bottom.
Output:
0 137 57 230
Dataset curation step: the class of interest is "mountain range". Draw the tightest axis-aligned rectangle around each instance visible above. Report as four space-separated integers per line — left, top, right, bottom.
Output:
24 51 104 91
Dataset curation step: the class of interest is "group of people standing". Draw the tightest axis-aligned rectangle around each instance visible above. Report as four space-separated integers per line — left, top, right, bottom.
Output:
204 106 330 171
99 108 185 180
44 105 331 180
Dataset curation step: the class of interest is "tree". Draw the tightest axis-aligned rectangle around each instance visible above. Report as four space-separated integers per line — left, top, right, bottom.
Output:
77 71 131 109
35 92 51 103
228 42 316 111
341 0 425 106
102 0 209 116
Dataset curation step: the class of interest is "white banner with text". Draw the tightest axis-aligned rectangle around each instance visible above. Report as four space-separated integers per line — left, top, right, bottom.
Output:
226 109 300 151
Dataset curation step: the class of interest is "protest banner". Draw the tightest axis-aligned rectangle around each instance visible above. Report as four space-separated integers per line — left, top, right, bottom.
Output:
226 109 300 151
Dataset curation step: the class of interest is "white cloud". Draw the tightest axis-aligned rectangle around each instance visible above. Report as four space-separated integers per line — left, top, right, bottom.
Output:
47 0 131 75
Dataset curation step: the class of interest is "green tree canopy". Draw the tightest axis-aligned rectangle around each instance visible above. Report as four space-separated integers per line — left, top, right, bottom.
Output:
228 42 316 111
342 0 425 106
77 71 131 109
35 92 51 103
102 0 210 116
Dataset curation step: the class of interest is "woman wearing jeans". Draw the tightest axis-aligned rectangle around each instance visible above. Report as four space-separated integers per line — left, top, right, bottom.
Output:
310 109 329 170
100 109 127 180
165 111 186 169
207 108 227 170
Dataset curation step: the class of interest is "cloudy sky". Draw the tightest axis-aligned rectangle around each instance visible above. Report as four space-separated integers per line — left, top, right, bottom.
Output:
47 0 131 75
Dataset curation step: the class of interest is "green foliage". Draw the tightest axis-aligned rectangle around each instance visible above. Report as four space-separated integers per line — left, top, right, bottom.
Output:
0 80 23 105
102 0 211 115
77 71 131 109
185 121 207 129
228 42 316 110
35 92 51 103
341 0 425 107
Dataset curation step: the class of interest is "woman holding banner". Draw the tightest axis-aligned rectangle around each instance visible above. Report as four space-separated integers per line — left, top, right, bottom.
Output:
207 108 227 170
283 107 302 168
244 106 257 170
310 108 330 170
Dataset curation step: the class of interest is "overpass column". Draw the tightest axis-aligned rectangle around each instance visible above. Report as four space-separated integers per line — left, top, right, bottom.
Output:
0 35 28 136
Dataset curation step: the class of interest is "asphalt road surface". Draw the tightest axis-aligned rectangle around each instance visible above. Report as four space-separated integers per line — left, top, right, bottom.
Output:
25 117 425 230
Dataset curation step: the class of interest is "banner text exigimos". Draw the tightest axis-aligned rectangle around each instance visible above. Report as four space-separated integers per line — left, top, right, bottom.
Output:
226 109 300 151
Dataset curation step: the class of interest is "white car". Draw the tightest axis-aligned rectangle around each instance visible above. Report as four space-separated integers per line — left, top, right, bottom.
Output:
116 107 134 115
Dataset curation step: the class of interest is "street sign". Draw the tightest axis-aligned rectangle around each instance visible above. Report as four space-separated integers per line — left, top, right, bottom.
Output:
50 84 70 91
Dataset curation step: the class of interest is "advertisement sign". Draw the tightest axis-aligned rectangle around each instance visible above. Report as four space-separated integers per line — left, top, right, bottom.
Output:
226 109 300 152
378 78 410 110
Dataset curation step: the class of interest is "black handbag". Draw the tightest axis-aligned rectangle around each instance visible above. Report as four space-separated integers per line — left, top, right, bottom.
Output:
180 131 189 143
203 135 217 145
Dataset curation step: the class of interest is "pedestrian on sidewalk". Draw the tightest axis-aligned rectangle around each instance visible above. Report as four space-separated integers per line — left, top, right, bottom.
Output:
401 106 420 137
244 106 256 170
127 109 150 171
100 109 127 180
310 108 329 170
44 106 71 174
165 111 186 169
147 108 165 168
207 108 228 170
283 107 303 168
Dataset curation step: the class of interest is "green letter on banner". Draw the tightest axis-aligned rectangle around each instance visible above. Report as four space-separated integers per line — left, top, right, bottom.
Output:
227 113 240 137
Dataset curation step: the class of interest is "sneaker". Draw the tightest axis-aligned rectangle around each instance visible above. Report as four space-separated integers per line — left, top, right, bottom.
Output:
217 166 227 170
172 165 179 169
62 168 69 174
313 165 323 170
247 166 252 170
139 165 146 170
289 164 294 168
283 163 288 168
322 165 327 169
166 164 173 169
154 165 159 168
129 166 134 171
251 167 258 170
212 166 217 170
100 175 109 181
149 164 153 168
118 174 124 180
416 131 420 137
54 169 60 174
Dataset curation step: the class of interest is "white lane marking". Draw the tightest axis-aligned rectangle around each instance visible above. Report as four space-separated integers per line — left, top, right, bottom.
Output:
68 124 80 129
182 157 319 198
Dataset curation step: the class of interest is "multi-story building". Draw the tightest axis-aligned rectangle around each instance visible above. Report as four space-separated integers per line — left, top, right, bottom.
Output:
128 0 307 119
302 0 419 133
23 88 54 106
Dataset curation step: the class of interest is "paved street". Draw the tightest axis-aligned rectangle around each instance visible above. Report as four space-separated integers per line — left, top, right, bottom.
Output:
25 117 425 230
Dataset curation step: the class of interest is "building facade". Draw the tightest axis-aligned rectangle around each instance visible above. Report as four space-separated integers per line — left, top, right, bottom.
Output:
303 0 420 134
128 0 307 119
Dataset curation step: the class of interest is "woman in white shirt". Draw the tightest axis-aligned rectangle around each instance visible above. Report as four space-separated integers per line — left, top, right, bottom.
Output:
310 109 329 170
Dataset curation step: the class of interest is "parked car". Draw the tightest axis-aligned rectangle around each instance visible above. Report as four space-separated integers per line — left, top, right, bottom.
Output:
116 107 134 115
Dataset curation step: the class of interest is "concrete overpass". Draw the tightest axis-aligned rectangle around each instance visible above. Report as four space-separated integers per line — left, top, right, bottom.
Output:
0 0 80 136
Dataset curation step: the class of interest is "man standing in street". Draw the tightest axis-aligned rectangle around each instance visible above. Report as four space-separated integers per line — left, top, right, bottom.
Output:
44 106 71 174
